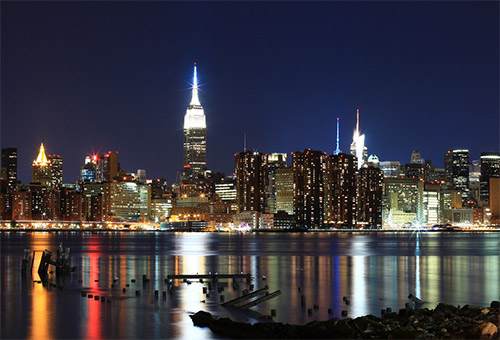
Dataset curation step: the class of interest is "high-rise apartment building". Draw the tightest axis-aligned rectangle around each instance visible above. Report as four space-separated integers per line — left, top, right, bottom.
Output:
292 149 325 229
479 152 500 206
235 151 267 213
357 165 383 228
444 149 469 198
183 63 207 179
1 147 17 192
325 153 357 227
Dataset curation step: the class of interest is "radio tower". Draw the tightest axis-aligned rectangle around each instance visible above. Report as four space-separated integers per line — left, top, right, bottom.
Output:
334 117 341 155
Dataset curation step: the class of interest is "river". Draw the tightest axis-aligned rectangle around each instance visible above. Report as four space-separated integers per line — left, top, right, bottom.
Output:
1 231 499 339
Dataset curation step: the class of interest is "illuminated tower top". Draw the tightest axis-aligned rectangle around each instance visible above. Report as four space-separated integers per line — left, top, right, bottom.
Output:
184 63 206 129
350 108 367 169
33 143 49 166
334 117 341 155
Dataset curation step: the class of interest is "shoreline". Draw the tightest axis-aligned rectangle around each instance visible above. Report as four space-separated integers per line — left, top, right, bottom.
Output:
191 302 500 339
1 228 500 233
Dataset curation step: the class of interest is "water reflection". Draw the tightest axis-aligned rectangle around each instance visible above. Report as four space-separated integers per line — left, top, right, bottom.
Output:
1 231 499 339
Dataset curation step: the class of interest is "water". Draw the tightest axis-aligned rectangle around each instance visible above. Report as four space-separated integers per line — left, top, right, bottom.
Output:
1 231 499 339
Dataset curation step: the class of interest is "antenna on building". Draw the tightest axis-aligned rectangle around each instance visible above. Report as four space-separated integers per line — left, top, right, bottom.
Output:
244 132 247 152
335 117 341 155
356 108 360 135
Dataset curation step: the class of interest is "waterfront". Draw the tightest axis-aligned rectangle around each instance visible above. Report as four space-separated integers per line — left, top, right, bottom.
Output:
1 231 500 339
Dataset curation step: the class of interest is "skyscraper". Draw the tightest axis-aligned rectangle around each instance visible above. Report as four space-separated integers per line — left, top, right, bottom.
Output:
235 151 267 213
350 109 368 169
292 149 325 229
1 147 17 192
357 165 383 228
479 152 500 206
444 149 469 198
32 143 52 187
48 154 63 189
183 63 207 179
325 153 357 227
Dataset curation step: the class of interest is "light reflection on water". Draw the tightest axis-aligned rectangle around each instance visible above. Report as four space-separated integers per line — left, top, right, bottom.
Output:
1 231 499 339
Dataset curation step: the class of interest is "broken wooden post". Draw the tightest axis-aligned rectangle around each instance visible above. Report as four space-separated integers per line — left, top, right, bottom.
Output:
237 290 281 309
221 286 269 307
21 249 31 274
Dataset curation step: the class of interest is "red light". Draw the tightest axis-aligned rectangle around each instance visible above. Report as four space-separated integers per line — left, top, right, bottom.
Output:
184 165 191 168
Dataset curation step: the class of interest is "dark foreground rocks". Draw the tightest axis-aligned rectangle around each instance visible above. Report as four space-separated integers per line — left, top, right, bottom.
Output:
190 301 500 339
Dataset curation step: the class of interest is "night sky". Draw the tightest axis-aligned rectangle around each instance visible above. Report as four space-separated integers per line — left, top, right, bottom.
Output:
1 1 498 185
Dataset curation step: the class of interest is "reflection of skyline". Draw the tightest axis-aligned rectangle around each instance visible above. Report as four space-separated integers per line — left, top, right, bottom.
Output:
2 232 500 338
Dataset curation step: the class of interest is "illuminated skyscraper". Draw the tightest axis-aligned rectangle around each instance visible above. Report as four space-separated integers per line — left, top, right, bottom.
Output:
325 153 357 227
292 149 325 229
235 151 267 213
350 109 367 169
32 143 52 187
48 154 63 189
357 165 383 228
1 147 17 192
183 63 207 178
444 149 469 198
479 152 500 206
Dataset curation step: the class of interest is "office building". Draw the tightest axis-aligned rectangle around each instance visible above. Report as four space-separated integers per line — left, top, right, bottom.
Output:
379 161 402 178
48 154 63 189
103 181 151 222
32 143 52 187
383 177 424 227
275 167 294 215
183 63 207 178
1 147 17 192
264 153 287 213
479 152 500 206
444 149 469 198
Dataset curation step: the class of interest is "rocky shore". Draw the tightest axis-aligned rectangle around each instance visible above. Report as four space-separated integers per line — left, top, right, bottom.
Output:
190 301 500 339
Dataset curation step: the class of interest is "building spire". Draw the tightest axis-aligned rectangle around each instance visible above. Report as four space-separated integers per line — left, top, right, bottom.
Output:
356 108 360 135
34 143 48 165
334 117 341 155
190 62 201 106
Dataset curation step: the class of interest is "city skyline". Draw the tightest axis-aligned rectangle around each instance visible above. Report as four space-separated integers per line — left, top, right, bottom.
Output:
2 2 498 185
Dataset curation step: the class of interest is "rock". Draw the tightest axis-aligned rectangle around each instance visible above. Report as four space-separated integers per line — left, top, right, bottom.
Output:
481 308 490 315
332 319 356 338
190 311 215 328
480 322 498 339
432 303 458 317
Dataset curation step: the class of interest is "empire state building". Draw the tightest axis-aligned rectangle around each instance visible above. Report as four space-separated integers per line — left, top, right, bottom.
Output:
183 63 207 178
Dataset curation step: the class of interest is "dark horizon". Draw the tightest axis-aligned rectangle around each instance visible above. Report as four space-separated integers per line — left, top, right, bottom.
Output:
1 1 498 185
